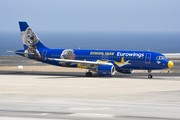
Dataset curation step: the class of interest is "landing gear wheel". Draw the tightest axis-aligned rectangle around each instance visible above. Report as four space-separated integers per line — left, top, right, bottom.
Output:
147 69 153 79
86 72 93 77
148 74 153 79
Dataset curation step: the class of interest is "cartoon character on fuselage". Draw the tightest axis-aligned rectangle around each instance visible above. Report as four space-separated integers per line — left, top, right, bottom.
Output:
60 49 76 67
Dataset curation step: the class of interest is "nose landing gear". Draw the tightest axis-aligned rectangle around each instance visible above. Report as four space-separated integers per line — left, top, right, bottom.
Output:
148 70 153 79
148 74 153 79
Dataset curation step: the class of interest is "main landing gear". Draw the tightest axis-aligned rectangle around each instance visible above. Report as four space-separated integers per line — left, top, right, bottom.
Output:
148 70 153 79
86 69 93 77
86 72 93 77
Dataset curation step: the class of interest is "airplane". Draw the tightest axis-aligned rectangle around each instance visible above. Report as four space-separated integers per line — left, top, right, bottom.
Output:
11 21 174 78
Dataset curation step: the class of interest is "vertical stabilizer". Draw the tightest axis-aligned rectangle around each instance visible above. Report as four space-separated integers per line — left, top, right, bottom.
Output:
19 21 47 50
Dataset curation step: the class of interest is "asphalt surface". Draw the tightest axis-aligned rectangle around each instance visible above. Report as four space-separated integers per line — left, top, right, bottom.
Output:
0 57 44 66
0 74 180 120
0 70 180 78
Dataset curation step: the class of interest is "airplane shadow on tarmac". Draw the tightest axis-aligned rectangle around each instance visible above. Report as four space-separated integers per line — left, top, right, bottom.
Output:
1 70 179 80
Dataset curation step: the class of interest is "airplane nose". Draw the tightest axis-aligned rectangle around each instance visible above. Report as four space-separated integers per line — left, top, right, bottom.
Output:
168 60 174 68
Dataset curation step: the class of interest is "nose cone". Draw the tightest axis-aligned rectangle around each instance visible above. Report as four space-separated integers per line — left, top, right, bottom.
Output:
168 60 174 68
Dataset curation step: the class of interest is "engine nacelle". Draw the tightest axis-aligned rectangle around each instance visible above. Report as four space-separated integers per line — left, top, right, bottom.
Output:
116 69 134 74
97 65 115 76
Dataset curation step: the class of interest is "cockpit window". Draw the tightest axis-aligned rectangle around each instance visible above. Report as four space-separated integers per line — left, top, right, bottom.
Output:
156 56 166 60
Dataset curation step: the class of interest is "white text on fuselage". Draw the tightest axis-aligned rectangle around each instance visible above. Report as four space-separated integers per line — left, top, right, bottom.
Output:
117 52 144 57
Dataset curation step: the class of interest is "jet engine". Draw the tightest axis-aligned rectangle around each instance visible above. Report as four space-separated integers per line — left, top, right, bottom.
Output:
116 69 134 74
97 65 115 76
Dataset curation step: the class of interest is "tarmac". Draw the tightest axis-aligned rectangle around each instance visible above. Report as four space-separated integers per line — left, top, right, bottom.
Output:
0 56 180 120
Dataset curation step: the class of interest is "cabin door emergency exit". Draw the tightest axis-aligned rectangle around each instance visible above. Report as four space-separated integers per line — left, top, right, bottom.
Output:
42 50 47 60
145 53 151 64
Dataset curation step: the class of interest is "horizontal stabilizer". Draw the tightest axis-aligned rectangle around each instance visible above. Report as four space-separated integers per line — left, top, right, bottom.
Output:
7 51 34 55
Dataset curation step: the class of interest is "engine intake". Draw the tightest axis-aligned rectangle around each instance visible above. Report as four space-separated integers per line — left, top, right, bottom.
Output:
97 65 115 76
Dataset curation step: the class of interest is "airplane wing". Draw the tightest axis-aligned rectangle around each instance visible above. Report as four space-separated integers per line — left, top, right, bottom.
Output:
48 58 129 68
48 58 113 68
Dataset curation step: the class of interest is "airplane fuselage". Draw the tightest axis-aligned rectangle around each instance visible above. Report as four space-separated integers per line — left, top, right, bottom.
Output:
16 48 171 70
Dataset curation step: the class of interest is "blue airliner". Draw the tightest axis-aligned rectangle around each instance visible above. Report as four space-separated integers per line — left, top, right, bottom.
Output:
12 22 174 78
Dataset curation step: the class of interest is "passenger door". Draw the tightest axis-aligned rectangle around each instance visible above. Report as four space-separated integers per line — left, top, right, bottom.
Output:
145 53 151 64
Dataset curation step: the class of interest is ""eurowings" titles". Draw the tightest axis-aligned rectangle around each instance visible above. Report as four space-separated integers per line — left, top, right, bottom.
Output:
117 52 144 57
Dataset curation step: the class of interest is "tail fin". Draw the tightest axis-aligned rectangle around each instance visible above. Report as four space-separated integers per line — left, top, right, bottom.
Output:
19 21 48 49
